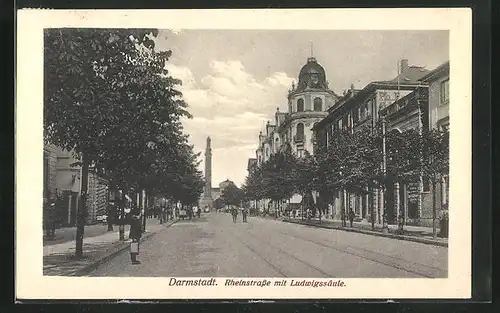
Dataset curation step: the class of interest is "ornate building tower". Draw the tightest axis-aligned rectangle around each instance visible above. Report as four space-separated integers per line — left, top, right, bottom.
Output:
199 137 213 209
285 55 338 156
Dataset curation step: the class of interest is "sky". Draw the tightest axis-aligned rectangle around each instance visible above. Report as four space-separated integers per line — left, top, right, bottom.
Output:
153 30 449 187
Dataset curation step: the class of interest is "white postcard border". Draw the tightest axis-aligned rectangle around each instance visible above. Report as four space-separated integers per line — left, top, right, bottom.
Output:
15 8 472 299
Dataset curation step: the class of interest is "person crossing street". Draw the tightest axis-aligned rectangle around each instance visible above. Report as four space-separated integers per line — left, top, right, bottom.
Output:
242 207 248 223
231 206 238 223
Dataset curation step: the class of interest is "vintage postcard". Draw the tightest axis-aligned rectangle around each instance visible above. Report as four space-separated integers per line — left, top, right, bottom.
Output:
16 8 472 299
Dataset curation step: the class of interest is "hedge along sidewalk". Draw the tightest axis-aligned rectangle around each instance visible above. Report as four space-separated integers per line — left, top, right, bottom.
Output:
283 218 448 248
43 219 178 276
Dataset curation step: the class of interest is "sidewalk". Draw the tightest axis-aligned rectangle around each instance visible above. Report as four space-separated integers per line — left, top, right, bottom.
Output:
282 218 448 247
43 223 130 246
43 218 177 276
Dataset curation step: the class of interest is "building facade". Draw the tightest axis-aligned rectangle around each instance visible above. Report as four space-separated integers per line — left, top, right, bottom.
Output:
251 56 339 212
255 56 339 167
379 86 431 225
419 61 450 224
43 145 109 226
313 59 433 224
313 59 449 227
420 61 450 131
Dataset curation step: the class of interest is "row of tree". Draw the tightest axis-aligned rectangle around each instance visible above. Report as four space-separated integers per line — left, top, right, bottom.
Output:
44 29 204 257
242 124 449 236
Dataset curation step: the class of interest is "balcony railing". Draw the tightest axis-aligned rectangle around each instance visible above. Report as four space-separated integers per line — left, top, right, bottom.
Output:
294 135 304 143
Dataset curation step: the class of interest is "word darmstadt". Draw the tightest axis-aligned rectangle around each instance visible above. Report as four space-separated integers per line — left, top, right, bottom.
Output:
169 278 217 286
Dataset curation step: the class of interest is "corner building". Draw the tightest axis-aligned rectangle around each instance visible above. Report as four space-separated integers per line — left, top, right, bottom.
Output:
256 57 338 167
252 57 339 212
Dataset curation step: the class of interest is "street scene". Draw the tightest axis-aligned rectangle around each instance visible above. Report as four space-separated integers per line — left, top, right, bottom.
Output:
42 28 450 278
88 213 447 278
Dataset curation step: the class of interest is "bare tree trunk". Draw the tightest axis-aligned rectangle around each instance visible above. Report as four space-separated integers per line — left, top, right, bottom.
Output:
119 187 126 241
371 186 375 230
107 188 113 231
142 189 147 232
318 195 322 224
432 180 437 239
75 154 89 258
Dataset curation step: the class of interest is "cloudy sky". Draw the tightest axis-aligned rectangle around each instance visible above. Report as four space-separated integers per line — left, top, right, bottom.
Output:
153 30 449 187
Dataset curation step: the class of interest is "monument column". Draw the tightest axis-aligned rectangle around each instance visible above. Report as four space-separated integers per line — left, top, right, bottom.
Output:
200 137 214 209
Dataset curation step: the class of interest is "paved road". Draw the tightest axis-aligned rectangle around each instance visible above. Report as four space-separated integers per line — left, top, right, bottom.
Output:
88 213 447 278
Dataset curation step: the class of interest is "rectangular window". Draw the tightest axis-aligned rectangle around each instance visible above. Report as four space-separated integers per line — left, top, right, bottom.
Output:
367 100 373 116
338 119 342 130
423 177 431 192
357 103 368 121
440 79 449 105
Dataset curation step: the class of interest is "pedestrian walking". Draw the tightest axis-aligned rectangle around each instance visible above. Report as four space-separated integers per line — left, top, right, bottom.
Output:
43 199 56 239
242 207 248 223
231 206 238 223
129 207 142 265
159 206 164 224
348 208 355 227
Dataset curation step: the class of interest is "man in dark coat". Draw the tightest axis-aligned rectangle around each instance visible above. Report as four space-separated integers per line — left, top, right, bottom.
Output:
231 206 238 223
348 208 355 227
129 207 142 264
341 208 347 227
242 207 248 223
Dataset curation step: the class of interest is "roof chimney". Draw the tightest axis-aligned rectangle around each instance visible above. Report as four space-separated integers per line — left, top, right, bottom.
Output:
400 59 409 74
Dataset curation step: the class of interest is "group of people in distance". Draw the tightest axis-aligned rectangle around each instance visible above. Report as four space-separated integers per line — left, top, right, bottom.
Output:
230 206 249 223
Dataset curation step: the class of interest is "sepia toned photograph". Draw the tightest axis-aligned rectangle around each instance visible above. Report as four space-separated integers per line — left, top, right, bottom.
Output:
16 9 471 299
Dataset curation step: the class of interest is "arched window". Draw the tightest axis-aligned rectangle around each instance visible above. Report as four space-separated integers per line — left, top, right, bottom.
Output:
313 97 323 111
296 123 304 141
297 98 304 112
275 137 279 151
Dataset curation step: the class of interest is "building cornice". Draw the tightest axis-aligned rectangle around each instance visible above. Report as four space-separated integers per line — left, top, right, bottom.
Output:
418 61 450 82
288 88 337 99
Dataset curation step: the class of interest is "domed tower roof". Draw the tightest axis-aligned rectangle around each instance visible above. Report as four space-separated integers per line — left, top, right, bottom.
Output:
296 57 328 91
